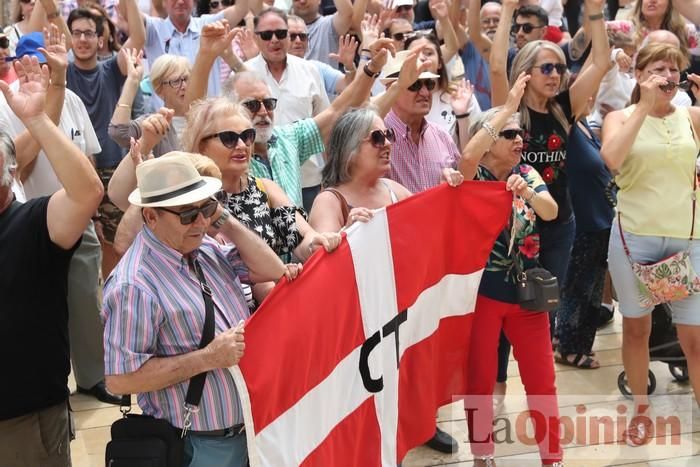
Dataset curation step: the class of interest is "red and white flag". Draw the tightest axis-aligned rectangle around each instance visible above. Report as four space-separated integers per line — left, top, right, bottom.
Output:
230 181 512 466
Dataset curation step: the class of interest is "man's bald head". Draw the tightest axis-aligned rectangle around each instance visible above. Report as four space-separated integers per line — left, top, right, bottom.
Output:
645 29 681 48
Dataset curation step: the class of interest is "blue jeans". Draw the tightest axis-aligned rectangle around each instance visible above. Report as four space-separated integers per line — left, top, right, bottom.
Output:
538 216 576 338
184 430 248 467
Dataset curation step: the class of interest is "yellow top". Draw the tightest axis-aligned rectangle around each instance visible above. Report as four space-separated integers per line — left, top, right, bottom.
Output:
617 105 700 238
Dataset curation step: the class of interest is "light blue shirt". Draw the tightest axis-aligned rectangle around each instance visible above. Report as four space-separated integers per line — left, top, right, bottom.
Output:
312 60 343 101
144 13 224 101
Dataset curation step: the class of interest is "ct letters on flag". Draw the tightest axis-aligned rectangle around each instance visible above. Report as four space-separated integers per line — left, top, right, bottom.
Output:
231 181 512 466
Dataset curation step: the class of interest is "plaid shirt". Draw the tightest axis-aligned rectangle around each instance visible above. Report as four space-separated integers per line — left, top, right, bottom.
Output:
249 118 325 207
102 227 250 431
384 110 461 194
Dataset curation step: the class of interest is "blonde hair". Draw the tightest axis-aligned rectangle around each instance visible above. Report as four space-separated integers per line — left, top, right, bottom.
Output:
509 40 571 134
150 54 191 95
631 0 689 55
181 97 252 155
630 42 689 104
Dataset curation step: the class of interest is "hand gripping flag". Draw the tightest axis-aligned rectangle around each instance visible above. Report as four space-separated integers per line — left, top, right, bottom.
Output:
230 181 512 466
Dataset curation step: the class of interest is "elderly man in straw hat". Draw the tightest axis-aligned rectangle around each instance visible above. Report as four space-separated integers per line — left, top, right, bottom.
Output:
101 153 297 466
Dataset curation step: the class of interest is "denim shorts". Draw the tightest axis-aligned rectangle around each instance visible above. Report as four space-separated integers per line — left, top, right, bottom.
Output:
608 222 700 325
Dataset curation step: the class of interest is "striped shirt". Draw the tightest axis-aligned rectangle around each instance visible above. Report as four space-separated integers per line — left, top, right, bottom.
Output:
384 110 461 194
250 118 325 207
102 227 250 431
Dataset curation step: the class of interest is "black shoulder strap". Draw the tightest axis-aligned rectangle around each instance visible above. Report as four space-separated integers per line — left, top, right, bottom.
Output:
119 256 216 414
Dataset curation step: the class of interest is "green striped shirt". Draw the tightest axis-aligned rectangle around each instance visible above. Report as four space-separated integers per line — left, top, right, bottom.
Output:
250 118 325 207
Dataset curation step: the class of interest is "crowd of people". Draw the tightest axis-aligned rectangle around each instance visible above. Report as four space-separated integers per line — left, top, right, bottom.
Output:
1 0 700 466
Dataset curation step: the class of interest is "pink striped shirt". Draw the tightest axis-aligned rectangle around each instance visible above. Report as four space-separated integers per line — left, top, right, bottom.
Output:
384 110 461 194
102 227 250 431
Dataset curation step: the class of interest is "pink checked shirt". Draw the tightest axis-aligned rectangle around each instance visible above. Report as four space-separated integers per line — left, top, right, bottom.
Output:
384 110 461 194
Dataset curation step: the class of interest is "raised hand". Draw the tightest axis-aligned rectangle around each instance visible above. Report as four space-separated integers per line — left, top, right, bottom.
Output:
0 56 49 123
378 0 397 30
584 0 606 13
361 14 381 48
329 35 359 71
396 47 432 89
120 47 144 82
38 24 68 74
505 71 530 112
687 73 700 102
139 108 174 154
201 20 237 58
451 78 474 115
637 74 667 111
429 0 449 21
127 136 152 167
234 27 259 61
367 37 396 70
614 49 632 72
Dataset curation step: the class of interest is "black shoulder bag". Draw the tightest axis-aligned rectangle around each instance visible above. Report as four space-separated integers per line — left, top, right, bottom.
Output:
504 209 560 312
105 257 216 467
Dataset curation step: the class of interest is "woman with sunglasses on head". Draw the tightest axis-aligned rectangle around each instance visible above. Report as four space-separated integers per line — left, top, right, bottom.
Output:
460 73 562 467
491 0 609 345
601 42 700 446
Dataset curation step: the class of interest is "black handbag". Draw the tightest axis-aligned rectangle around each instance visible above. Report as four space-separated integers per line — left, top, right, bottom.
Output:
504 211 560 312
105 257 217 467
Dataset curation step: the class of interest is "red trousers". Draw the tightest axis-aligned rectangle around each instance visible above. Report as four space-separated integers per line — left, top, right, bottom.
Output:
465 294 562 463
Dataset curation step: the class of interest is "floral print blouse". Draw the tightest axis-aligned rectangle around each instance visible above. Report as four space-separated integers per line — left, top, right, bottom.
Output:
476 164 550 304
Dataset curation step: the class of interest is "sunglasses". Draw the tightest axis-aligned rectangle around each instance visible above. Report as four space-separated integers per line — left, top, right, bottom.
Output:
391 32 413 42
241 97 278 113
255 29 288 41
19 0 34 4
203 128 257 148
368 128 396 148
158 198 219 225
536 62 567 75
499 129 524 140
510 23 544 35
659 80 697 92
0 37 8 49
289 32 308 42
407 79 437 92
210 0 233 8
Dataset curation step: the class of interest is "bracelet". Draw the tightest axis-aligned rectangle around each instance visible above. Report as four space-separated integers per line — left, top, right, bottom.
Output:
118 103 132 108
482 121 498 142
360 48 371 53
454 112 470 120
363 63 380 78
212 208 231 229
525 189 537 202
588 12 604 21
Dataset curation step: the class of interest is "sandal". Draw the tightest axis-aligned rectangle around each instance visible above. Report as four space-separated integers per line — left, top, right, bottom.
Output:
623 419 652 447
474 455 496 467
554 352 600 369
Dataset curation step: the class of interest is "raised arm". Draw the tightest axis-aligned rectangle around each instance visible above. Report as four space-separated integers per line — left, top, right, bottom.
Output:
431 0 459 63
372 47 432 118
109 48 144 148
117 0 146 75
222 0 251 28
458 72 529 180
490 0 516 106
569 0 608 117
185 20 236 105
673 0 700 25
350 0 370 36
333 0 355 36
0 57 103 249
468 0 493 60
36 0 73 50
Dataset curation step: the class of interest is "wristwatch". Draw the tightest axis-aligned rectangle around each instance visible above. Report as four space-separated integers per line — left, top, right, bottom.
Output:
212 208 231 229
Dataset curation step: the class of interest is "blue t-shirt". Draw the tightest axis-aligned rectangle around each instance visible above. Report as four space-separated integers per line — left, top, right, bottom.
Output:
460 42 491 110
67 56 126 169
566 121 614 234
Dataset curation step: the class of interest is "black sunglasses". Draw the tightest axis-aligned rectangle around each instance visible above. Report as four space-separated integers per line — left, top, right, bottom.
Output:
511 23 544 35
158 198 219 225
203 128 257 148
241 98 278 113
210 0 233 7
368 128 396 148
255 29 288 41
0 37 9 49
499 129 524 140
536 62 567 76
407 79 437 92
289 32 308 42
659 80 697 92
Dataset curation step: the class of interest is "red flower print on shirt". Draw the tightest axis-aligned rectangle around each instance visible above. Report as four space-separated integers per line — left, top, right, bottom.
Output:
542 166 555 184
547 134 562 151
519 234 540 259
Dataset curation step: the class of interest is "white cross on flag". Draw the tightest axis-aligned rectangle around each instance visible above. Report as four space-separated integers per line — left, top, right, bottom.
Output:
230 182 512 466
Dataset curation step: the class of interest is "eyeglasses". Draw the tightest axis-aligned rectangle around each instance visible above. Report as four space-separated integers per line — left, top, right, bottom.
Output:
164 76 189 88
210 0 233 8
203 128 257 148
391 32 413 42
255 29 288 41
157 198 219 225
367 128 396 148
499 129 524 140
659 80 696 92
407 79 437 92
71 29 97 40
289 32 308 42
0 37 8 49
241 98 278 113
535 62 567 75
510 23 544 35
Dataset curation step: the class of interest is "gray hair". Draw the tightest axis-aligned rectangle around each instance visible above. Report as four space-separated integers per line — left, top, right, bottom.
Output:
223 70 268 101
468 107 520 140
0 131 17 188
322 107 378 187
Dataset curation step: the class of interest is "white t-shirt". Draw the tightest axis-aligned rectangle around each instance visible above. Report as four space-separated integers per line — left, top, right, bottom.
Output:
0 85 101 199
539 0 564 28
426 91 481 144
